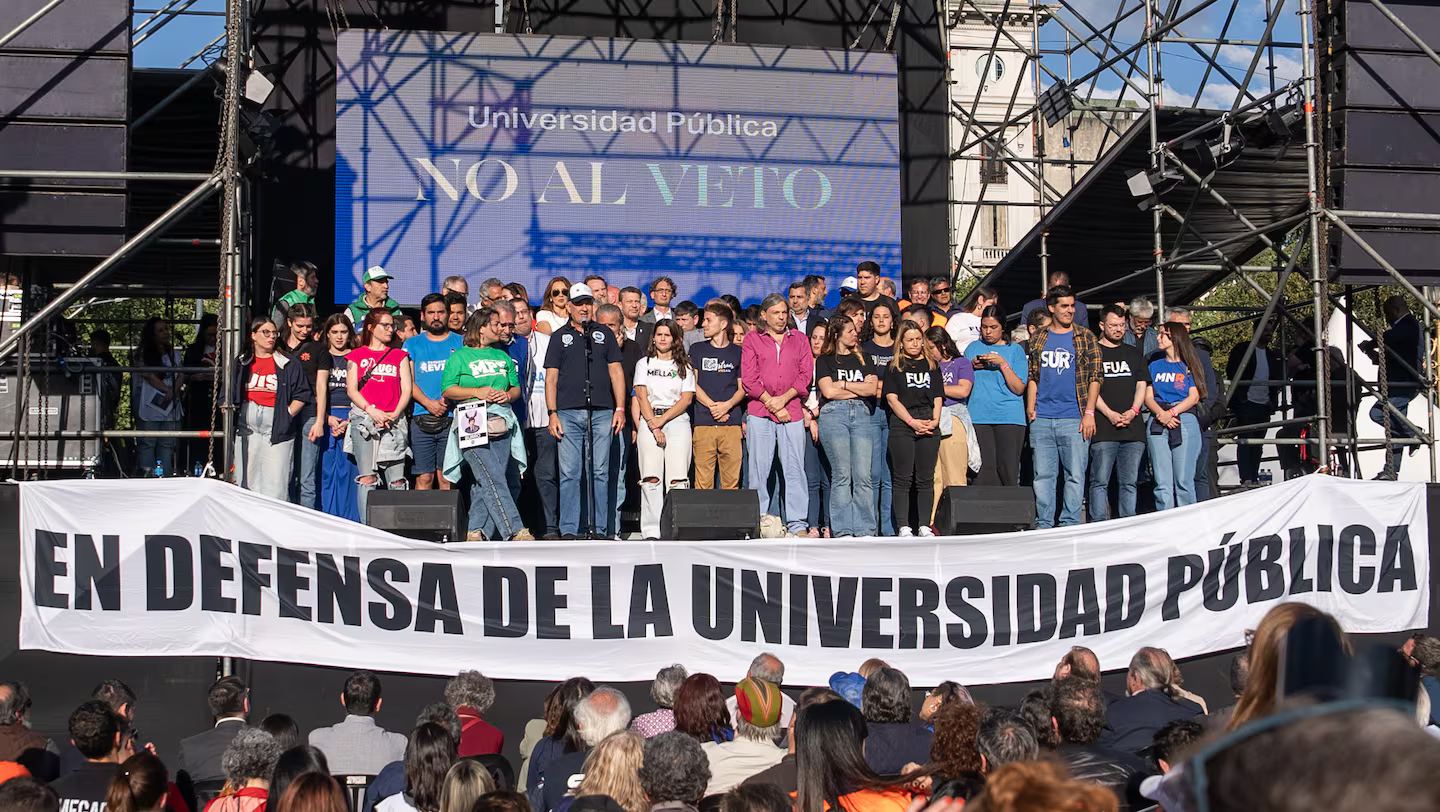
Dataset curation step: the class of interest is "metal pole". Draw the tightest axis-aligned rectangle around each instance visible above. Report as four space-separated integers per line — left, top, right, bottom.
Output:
0 176 222 363
0 0 67 49
1365 0 1440 71
1324 212 1440 322
1145 0 1165 314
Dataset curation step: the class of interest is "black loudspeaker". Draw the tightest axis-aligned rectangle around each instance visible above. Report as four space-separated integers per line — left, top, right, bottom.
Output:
1320 0 1440 285
934 486 1035 535
366 490 465 543
661 489 761 540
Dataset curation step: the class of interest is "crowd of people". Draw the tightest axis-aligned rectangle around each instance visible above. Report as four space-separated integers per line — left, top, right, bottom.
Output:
1 601 1437 812
128 260 1424 536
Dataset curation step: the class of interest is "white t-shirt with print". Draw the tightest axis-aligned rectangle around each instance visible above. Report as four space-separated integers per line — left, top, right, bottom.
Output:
633 357 695 410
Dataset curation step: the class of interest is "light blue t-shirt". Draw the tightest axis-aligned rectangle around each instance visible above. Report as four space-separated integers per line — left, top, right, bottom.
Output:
962 340 1029 426
1034 330 1080 419
1148 358 1195 404
404 331 464 415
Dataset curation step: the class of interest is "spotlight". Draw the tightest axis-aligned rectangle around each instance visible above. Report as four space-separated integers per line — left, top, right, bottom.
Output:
1038 83 1075 127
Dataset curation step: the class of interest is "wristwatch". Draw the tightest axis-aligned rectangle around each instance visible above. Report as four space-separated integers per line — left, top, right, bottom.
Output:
547 409 557 415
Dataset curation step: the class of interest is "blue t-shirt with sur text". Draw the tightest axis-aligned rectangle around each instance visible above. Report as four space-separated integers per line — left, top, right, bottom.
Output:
1034 330 1080 419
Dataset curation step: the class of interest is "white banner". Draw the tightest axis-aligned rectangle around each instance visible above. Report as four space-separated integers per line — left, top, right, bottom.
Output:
17 476 1430 686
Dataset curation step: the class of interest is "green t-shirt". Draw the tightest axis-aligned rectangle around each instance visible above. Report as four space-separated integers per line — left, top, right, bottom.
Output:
278 289 313 309
441 345 519 400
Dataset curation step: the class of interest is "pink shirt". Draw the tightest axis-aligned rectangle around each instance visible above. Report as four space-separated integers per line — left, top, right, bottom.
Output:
741 329 812 423
350 345 409 412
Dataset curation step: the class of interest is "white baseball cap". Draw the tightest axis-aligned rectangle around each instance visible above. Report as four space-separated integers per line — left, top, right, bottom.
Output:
568 282 595 303
840 275 859 292
363 266 393 283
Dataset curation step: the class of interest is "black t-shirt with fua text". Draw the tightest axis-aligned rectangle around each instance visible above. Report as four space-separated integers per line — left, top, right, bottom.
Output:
883 356 944 429
1095 342 1149 443
815 352 876 410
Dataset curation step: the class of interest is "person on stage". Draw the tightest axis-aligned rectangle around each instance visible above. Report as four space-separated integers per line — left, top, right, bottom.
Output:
317 313 360 521
344 266 399 329
963 306 1028 487
534 276 572 336
442 305 532 541
544 283 625 539
927 327 974 519
405 293 463 492
691 302 746 491
346 309 413 519
814 314 879 537
233 316 311 501
741 294 813 537
861 302 898 535
633 320 696 540
1026 285 1102 528
1145 322 1206 510
884 324 944 537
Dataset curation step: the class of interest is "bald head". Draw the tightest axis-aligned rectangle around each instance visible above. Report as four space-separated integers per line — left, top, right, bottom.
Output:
1055 647 1101 682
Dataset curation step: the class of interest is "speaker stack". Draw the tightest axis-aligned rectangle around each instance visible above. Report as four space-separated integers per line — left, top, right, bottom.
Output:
1321 0 1440 286
661 489 761 540
366 490 466 543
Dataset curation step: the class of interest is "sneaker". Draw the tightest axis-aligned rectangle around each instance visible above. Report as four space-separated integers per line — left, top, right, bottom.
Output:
898 527 915 537
918 526 936 537
1373 471 1399 481
1241 479 1260 488
511 528 535 541
465 530 487 542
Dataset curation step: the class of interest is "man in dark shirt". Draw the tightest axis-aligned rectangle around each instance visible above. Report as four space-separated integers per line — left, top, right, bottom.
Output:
1361 295 1424 480
1022 271 1091 329
545 283 625 539
691 302 746 490
1089 305 1149 521
1099 648 1203 755
50 701 124 812
596 303 644 538
853 261 899 318
1051 678 1144 810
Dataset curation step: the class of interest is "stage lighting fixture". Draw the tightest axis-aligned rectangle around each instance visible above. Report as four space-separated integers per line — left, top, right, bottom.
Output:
1177 122 1246 183
1126 166 1181 201
1038 82 1075 127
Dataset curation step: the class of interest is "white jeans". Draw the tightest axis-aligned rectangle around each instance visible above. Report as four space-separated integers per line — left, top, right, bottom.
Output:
638 412 692 539
234 401 294 502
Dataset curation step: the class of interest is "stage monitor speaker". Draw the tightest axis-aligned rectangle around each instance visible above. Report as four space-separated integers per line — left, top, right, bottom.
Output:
661 489 760 540
366 490 465 543
0 357 103 470
934 486 1035 535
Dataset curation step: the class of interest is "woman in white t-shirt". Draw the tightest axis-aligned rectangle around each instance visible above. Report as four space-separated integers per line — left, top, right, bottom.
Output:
533 275 572 335
134 316 184 475
944 284 998 353
633 320 697 539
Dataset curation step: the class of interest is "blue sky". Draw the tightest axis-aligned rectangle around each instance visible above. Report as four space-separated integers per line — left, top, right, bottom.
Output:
134 0 1304 111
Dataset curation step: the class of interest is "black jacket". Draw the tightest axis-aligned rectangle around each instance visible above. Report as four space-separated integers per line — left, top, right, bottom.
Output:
1225 344 1282 410
1098 690 1203 754
230 351 312 443
864 721 933 776
1056 742 1145 811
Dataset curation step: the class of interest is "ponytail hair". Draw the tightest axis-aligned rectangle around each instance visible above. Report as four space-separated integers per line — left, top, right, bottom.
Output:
105 753 167 812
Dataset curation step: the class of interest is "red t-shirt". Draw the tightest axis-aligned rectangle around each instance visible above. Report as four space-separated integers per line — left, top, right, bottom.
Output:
349 345 409 412
246 355 278 407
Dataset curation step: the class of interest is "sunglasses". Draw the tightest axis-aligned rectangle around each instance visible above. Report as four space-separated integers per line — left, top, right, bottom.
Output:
549 289 567 298
933 287 951 294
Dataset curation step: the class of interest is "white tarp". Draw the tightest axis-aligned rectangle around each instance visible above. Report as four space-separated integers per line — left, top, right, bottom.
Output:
17 476 1429 685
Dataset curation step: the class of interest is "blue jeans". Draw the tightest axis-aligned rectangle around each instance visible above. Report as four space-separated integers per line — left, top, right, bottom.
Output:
1148 412 1200 510
805 426 831 531
1088 441 1144 521
524 428 560 536
1371 394 1415 476
609 432 630 537
1031 417 1089 528
872 409 895 535
558 409 613 537
819 400 877 536
136 418 180 475
297 413 320 510
463 432 525 539
746 415 809 533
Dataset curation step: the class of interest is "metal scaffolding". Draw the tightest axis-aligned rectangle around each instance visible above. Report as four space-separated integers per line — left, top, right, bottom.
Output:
948 0 1437 484
0 0 245 479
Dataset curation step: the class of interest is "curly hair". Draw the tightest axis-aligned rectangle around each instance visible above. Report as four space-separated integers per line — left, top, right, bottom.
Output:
575 731 647 812
1017 689 1058 749
69 700 120 759
222 728 282 786
965 760 1117 812
638 732 711 805
1050 678 1106 746
929 701 982 779
445 671 497 714
673 674 731 743
860 667 912 724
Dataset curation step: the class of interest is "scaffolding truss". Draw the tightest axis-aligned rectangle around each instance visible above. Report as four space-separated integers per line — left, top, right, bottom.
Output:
948 0 1436 484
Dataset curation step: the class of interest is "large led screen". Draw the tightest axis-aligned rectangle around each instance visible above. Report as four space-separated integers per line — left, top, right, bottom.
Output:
335 32 901 305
